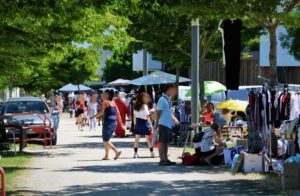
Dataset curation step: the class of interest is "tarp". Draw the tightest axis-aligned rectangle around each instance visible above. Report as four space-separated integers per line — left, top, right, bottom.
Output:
129 71 190 86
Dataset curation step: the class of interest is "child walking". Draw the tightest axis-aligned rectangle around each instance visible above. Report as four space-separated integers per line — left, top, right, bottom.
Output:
88 95 98 131
133 92 155 158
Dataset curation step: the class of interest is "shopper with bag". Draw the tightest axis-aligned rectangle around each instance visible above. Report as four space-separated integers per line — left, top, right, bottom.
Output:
133 92 155 158
155 84 179 166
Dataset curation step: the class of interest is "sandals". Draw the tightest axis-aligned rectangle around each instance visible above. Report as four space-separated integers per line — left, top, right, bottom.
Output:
102 157 110 160
114 151 122 160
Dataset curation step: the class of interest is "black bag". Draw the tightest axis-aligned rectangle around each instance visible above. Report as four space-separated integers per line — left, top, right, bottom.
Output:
193 132 205 143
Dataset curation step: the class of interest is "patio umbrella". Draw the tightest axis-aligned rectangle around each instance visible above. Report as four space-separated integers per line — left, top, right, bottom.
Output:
216 100 248 112
185 81 227 97
129 71 190 85
58 83 77 92
107 79 130 86
58 83 91 92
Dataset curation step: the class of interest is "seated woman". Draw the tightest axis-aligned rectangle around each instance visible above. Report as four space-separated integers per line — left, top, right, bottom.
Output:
194 123 226 165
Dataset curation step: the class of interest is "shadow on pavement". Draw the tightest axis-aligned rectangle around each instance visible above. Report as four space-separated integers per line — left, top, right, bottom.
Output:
54 161 230 175
59 141 136 149
9 179 279 196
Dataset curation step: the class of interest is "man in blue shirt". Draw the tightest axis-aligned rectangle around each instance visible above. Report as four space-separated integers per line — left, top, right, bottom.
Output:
155 84 179 166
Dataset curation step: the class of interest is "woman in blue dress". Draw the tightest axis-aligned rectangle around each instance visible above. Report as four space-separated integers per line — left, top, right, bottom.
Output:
133 92 155 158
92 89 123 160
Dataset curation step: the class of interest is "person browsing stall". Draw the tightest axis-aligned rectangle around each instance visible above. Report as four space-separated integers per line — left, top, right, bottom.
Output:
155 84 179 166
194 123 227 165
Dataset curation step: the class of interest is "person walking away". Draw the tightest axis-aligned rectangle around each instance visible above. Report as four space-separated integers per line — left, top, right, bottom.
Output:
75 93 85 131
88 95 98 131
92 89 123 160
115 92 130 137
155 84 179 166
133 92 155 158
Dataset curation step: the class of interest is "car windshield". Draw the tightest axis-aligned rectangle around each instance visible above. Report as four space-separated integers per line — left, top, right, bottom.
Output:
2 101 49 114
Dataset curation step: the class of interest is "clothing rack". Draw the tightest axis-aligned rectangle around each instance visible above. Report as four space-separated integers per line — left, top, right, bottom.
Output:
248 83 300 159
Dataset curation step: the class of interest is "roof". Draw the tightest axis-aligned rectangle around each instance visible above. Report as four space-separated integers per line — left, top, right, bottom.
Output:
6 97 43 102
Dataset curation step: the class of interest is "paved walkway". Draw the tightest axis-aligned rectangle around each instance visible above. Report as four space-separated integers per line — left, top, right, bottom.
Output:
12 115 279 196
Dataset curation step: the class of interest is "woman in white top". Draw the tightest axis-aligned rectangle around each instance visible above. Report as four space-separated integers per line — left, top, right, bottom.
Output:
195 123 226 165
133 92 155 158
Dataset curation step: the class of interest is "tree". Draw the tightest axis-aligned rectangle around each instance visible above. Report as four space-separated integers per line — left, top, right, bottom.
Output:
280 7 300 61
103 46 142 82
162 0 300 84
0 1 132 94
111 0 262 102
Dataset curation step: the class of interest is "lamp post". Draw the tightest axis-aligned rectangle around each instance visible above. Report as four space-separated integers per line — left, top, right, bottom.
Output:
191 19 200 133
143 49 148 76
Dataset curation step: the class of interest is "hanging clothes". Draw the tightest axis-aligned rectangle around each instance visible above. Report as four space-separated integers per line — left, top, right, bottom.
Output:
290 92 300 120
218 19 242 90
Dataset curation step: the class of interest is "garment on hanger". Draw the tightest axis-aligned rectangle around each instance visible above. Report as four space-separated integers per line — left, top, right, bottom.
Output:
219 19 242 90
290 92 300 120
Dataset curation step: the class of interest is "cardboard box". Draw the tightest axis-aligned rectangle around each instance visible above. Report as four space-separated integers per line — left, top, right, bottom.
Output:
281 163 300 190
244 153 267 173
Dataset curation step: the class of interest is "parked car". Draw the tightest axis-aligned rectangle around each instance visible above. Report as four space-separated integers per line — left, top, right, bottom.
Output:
0 97 57 145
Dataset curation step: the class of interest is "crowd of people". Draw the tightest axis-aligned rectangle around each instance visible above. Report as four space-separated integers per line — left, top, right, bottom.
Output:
51 83 233 166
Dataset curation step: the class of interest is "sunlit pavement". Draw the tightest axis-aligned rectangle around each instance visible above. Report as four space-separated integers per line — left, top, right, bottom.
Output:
12 114 278 196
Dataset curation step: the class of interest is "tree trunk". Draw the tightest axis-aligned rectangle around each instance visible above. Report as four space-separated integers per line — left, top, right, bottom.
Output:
268 26 278 85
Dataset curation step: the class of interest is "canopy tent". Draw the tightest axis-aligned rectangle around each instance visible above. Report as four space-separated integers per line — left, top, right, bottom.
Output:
216 100 248 112
129 71 191 86
99 87 119 92
107 79 130 86
58 83 91 92
184 81 227 98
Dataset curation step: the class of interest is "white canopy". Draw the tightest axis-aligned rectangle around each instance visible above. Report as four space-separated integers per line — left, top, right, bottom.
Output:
107 79 130 86
129 71 190 86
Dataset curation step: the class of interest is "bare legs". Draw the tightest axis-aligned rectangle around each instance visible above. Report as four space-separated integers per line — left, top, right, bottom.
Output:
77 114 83 131
203 146 225 164
134 134 154 158
103 141 121 160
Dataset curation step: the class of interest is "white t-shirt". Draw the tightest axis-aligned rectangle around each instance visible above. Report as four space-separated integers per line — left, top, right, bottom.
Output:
198 128 216 152
135 104 150 120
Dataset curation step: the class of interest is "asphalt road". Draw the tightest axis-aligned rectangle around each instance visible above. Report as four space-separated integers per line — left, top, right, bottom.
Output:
12 114 279 196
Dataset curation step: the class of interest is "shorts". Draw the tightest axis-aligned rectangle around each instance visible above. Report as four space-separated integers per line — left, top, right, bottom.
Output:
196 145 217 157
134 118 150 136
75 109 84 117
158 124 172 144
102 121 117 142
